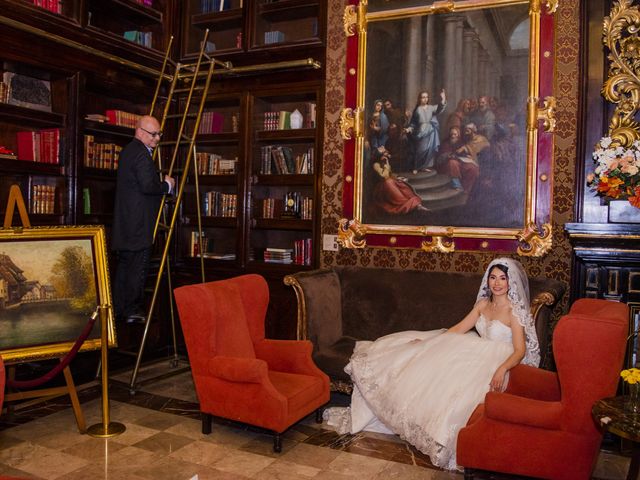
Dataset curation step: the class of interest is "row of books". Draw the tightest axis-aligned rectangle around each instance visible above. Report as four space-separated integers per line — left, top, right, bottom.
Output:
31 184 57 214
134 0 153 6
201 0 231 13
124 31 153 48
31 0 62 14
259 193 312 220
189 231 236 259
203 191 237 217
196 153 237 175
90 110 142 129
259 145 314 175
16 129 61 163
198 111 225 134
262 103 316 130
84 135 122 170
264 31 285 45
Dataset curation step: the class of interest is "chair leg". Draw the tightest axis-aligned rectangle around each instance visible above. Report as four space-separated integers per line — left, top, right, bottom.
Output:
202 413 212 435
315 408 323 423
273 433 282 453
463 467 475 479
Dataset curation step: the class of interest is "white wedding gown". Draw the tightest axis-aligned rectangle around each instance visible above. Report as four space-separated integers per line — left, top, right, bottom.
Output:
324 314 515 471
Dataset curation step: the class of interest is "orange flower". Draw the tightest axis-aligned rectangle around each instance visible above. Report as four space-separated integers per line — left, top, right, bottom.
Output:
630 186 640 208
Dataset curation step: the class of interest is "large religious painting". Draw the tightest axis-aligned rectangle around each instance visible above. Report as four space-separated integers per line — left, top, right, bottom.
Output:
0 226 115 362
339 0 557 255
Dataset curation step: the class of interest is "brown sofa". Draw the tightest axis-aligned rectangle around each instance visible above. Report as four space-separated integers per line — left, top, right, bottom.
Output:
285 266 565 391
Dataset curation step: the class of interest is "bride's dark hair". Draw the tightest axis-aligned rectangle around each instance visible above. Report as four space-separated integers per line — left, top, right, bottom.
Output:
487 263 509 302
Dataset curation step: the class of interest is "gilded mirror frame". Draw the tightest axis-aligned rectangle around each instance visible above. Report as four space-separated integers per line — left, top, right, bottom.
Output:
339 0 557 256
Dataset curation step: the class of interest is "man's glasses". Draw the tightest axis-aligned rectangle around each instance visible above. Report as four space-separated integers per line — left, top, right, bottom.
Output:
140 127 163 138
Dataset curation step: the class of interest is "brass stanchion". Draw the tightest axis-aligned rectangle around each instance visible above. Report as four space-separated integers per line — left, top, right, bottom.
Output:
88 305 126 438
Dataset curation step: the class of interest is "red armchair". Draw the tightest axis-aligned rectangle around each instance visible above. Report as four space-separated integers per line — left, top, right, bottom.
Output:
457 298 629 480
173 274 330 452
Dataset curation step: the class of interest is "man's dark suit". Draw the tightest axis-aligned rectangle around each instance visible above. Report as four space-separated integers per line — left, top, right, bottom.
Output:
112 138 169 319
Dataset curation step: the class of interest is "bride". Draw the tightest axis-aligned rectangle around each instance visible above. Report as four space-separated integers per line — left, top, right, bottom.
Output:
324 257 540 471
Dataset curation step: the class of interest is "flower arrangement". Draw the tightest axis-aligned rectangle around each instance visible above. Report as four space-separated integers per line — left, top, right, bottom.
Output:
621 367 640 384
587 136 640 208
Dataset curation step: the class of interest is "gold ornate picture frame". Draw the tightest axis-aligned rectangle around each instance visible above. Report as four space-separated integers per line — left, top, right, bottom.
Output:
339 0 556 256
0 225 116 362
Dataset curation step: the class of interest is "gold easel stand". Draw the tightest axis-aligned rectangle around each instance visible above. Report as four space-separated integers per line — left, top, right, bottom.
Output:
87 304 125 438
2 185 88 433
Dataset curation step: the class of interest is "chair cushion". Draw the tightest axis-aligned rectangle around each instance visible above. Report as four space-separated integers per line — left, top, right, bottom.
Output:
268 371 326 415
211 282 255 358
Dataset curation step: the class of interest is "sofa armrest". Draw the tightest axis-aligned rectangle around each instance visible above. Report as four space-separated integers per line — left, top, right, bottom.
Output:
529 277 566 369
284 269 343 347
208 356 269 384
506 364 561 401
255 339 328 380
484 391 562 430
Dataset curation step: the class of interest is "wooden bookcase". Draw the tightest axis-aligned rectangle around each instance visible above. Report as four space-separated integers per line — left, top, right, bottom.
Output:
180 0 324 61
0 0 326 345
0 59 70 225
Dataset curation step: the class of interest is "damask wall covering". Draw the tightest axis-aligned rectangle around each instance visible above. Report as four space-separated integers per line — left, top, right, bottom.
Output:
319 0 580 307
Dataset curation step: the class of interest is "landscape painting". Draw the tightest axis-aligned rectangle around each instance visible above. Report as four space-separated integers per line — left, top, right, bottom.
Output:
0 226 114 362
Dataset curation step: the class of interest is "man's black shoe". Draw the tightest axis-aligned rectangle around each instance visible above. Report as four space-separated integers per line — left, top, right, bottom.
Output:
126 314 146 324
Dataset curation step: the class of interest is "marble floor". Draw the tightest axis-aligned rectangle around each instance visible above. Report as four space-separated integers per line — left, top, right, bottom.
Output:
0 359 633 480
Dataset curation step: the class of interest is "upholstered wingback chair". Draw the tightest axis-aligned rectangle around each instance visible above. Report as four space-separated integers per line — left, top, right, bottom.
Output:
174 274 330 452
457 298 629 480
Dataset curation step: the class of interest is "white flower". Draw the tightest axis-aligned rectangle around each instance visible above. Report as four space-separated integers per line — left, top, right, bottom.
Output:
600 137 613 148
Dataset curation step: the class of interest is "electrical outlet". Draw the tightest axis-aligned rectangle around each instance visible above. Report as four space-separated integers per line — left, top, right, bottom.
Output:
322 234 339 251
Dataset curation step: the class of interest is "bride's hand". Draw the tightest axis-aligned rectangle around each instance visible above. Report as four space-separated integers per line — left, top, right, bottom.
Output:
489 367 507 392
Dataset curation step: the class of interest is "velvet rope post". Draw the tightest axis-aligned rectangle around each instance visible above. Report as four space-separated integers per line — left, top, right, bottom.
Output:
6 306 101 390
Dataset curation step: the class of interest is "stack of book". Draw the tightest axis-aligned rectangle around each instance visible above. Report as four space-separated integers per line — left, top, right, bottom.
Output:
201 0 231 13
124 31 153 48
263 248 293 264
196 152 237 175
260 146 314 175
198 111 224 134
264 31 285 45
203 191 237 217
31 184 56 214
105 110 141 128
260 198 282 219
16 129 61 163
85 113 109 123
293 238 312 266
189 231 236 260
31 0 62 14
263 111 291 131
84 135 121 169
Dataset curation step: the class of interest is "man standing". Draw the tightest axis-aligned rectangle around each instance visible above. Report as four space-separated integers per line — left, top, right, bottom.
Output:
112 115 175 323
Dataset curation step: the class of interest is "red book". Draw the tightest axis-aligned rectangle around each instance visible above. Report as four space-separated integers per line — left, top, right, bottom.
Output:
16 131 36 161
211 112 224 133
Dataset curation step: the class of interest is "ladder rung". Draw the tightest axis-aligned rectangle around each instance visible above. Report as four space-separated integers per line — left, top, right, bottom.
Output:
173 87 205 93
165 113 197 119
158 140 193 146
181 134 193 142
157 223 170 231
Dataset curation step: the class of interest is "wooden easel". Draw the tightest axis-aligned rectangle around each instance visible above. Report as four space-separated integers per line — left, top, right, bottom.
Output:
2 184 86 433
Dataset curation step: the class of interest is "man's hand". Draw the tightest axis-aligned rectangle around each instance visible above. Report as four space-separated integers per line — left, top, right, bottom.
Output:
164 175 176 192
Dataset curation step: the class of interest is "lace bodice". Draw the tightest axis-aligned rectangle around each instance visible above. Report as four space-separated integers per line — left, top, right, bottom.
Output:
475 314 512 344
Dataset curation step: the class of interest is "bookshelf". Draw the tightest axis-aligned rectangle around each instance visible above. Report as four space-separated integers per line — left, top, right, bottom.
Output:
75 72 159 231
252 0 323 50
0 59 69 225
180 0 324 61
85 0 167 51
179 93 243 266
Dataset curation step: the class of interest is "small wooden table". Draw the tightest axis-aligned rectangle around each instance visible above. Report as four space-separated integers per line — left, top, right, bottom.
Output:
593 396 640 480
